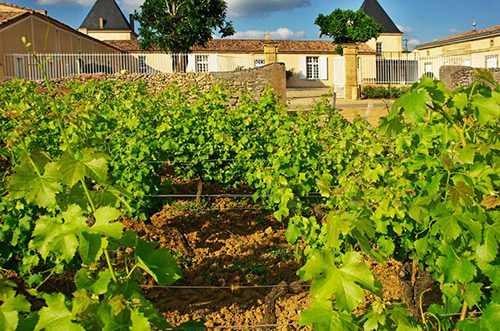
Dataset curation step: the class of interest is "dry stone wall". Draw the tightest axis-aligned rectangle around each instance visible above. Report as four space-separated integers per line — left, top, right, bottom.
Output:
440 66 500 90
38 63 286 106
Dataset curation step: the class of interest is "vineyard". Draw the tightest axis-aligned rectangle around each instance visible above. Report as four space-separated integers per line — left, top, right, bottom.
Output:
0 67 499 330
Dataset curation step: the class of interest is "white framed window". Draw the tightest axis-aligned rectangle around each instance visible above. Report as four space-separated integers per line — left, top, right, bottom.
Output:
486 55 498 68
376 42 383 57
424 62 432 73
255 59 265 68
306 56 319 79
139 56 147 73
196 55 209 73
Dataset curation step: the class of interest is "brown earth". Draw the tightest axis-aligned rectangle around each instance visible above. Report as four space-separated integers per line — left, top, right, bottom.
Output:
121 178 413 330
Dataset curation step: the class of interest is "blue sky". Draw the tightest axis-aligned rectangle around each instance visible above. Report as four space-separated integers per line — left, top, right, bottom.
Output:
9 0 500 49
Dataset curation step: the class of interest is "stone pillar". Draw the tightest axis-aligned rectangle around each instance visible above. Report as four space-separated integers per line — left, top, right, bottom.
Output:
344 44 359 100
263 33 279 64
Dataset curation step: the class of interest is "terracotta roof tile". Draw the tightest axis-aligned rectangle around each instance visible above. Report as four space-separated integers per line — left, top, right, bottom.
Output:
417 25 500 49
0 10 24 25
0 2 31 12
106 39 374 54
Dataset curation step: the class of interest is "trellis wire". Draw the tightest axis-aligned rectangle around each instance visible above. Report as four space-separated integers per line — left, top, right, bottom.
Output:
144 193 324 199
140 284 310 289
144 157 338 164
166 323 299 330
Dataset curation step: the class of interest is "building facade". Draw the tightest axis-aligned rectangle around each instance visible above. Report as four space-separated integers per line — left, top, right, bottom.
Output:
0 2 121 80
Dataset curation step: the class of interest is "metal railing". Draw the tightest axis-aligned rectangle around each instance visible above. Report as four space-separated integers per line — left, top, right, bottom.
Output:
4 53 266 81
358 53 499 85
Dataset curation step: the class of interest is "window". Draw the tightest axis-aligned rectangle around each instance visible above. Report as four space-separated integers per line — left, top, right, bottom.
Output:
55 30 60 52
139 56 147 73
196 55 209 73
376 42 383 57
255 59 265 68
306 56 319 79
486 55 498 69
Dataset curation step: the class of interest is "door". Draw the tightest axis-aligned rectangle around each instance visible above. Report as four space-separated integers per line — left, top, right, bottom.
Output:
333 57 345 99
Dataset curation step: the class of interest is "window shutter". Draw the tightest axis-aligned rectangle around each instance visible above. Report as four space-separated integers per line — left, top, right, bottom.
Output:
320 56 328 80
209 54 218 72
187 54 196 72
299 56 307 79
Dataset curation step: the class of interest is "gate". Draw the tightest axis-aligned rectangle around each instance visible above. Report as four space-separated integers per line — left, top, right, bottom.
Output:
333 57 345 99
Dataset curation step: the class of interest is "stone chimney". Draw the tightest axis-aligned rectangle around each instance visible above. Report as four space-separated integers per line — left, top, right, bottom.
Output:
99 17 104 29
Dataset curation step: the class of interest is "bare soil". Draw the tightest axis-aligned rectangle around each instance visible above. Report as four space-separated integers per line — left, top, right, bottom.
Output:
122 178 409 329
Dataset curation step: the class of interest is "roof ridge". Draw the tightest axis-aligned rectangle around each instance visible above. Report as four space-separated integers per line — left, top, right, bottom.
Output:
417 24 500 48
360 0 402 34
0 2 33 12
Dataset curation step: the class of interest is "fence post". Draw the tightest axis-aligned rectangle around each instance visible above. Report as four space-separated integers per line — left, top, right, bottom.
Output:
343 44 359 100
263 33 279 65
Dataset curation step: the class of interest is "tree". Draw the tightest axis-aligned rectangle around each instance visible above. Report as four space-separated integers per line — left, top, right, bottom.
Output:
315 9 383 55
133 0 235 54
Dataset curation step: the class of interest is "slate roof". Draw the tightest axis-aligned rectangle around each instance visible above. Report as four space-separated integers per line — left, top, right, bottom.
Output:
106 39 375 54
416 25 500 49
360 0 402 34
80 0 133 31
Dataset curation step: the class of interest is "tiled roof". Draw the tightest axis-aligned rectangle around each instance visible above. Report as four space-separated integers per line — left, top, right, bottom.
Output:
0 10 24 25
417 25 500 49
0 2 123 52
0 2 32 12
80 0 133 31
360 0 402 34
106 39 374 54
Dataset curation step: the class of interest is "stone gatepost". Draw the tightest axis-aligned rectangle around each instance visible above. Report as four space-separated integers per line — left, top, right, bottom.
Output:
263 33 279 64
343 44 359 100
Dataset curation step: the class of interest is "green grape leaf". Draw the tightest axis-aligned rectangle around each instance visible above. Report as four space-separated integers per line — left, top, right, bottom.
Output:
134 239 182 286
78 233 108 264
397 87 431 123
464 283 482 307
74 269 112 296
378 116 403 137
35 293 84 331
299 251 380 311
299 299 345 331
130 310 151 331
472 96 500 125
457 303 500 331
436 245 476 284
71 290 96 316
58 149 109 187
476 221 500 263
0 288 31 331
325 212 352 248
448 181 474 207
30 205 87 262
8 163 62 208
90 206 123 239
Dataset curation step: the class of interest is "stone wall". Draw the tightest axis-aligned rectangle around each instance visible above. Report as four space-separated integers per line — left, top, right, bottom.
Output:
39 63 286 106
440 66 500 90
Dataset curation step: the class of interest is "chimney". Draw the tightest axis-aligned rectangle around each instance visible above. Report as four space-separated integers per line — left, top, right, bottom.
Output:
129 14 135 32
404 39 408 52
265 32 271 40
473 21 477 31
99 17 104 29
34 10 47 16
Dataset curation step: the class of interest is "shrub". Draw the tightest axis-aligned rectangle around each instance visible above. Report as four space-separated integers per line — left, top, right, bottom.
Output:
361 85 409 99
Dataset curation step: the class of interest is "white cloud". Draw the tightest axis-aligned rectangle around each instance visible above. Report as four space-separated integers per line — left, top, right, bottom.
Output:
448 28 459 34
228 28 306 40
397 25 414 36
226 0 311 18
119 0 143 13
407 38 421 48
37 0 95 5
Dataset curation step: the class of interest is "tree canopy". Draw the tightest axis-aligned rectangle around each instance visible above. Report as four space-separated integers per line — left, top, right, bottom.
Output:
133 0 235 53
315 9 383 55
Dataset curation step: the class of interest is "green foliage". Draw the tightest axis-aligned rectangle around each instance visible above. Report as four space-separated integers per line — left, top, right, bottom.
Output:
134 0 234 53
315 9 383 55
361 85 409 99
1 60 499 330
